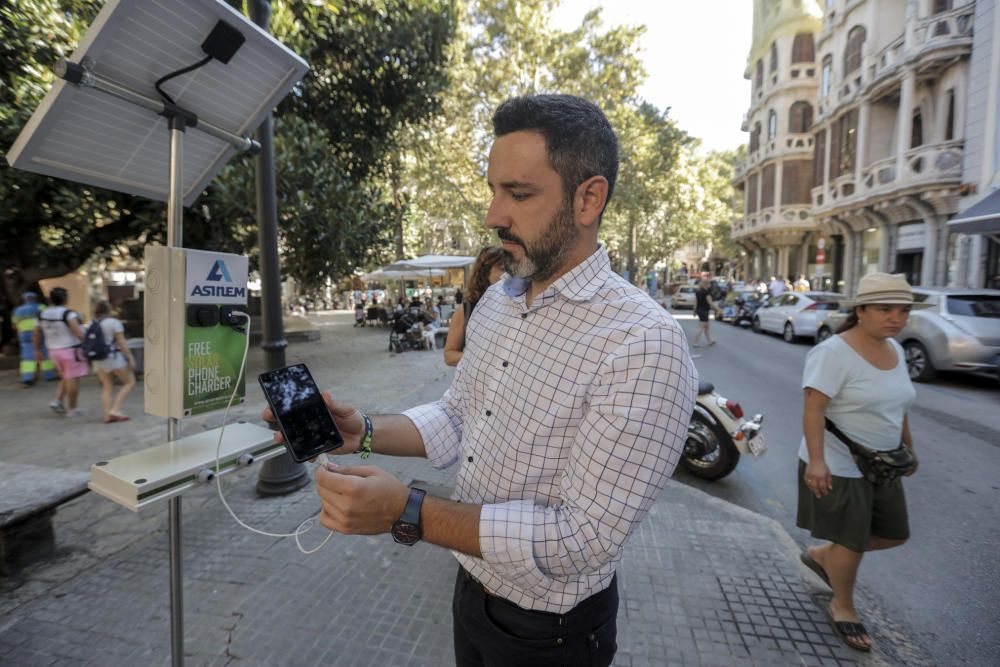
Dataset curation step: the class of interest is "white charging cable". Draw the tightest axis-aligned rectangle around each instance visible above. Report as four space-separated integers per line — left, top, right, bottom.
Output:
212 310 334 554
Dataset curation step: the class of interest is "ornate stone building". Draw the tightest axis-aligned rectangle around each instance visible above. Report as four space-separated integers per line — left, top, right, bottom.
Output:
734 0 988 294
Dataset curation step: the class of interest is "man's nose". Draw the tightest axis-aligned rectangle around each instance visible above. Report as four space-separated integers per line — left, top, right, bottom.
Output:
486 197 507 230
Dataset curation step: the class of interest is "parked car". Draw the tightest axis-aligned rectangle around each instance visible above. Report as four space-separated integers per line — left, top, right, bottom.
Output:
815 308 848 343
672 285 698 309
751 291 844 342
898 288 1000 381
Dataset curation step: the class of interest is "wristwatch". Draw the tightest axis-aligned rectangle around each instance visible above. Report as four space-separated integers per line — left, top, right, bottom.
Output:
391 487 426 546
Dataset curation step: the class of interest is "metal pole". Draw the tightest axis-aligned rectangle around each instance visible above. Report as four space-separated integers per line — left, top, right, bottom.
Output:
167 116 185 667
248 0 308 495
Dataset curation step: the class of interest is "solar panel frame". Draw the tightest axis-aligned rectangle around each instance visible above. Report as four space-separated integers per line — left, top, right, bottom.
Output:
5 0 308 207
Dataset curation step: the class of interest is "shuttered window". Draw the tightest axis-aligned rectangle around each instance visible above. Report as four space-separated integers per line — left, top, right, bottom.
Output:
792 34 815 63
782 160 813 204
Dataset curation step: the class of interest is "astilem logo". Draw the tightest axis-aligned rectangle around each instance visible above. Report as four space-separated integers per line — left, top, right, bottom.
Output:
191 259 245 298
206 260 233 283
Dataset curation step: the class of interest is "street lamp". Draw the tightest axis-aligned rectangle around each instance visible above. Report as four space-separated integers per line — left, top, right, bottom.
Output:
248 0 309 496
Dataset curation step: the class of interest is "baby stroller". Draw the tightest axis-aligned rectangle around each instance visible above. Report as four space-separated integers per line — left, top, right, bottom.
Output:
389 312 423 353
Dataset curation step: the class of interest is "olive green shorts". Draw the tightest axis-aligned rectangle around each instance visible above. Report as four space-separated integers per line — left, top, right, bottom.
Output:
796 460 909 553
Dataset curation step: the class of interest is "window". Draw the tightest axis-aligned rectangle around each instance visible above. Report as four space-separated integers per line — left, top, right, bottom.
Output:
789 102 813 133
768 110 778 140
770 41 779 73
933 0 953 14
821 55 833 97
911 108 924 148
747 173 759 212
761 164 776 208
839 109 858 174
782 160 813 204
792 33 815 63
751 121 761 152
945 89 955 140
843 26 866 75
755 59 764 89
813 129 827 185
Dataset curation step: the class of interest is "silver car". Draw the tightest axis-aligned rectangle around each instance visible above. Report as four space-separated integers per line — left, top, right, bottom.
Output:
672 285 698 309
751 291 844 342
899 288 1000 382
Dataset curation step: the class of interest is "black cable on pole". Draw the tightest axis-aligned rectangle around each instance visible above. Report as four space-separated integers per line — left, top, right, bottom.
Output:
154 55 213 105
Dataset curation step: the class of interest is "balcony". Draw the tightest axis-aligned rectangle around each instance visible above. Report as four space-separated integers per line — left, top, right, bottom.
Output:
865 36 905 98
811 140 963 215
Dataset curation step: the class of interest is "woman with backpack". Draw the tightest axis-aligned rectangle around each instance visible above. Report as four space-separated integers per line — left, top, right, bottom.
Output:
91 300 137 424
35 287 87 417
443 246 505 367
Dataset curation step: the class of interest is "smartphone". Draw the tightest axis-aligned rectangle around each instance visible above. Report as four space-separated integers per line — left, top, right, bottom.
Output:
258 363 343 462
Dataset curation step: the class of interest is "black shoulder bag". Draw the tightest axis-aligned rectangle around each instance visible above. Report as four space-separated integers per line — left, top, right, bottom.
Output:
825 418 915 485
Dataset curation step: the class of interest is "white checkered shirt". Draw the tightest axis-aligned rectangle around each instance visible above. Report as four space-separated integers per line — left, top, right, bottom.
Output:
404 245 697 613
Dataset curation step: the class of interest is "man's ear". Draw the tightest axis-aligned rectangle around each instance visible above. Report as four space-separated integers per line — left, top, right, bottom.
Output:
575 176 609 229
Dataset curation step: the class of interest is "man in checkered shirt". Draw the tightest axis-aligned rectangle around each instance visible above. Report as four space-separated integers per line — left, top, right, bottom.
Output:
266 94 697 666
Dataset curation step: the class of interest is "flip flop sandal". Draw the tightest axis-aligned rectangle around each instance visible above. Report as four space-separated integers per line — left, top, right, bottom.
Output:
104 414 131 424
800 550 831 589
825 605 872 652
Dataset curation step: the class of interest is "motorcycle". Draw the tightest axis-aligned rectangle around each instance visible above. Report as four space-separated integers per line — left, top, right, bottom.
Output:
681 381 765 480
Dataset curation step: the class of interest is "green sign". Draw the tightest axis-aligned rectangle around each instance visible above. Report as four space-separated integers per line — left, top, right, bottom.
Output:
183 323 246 416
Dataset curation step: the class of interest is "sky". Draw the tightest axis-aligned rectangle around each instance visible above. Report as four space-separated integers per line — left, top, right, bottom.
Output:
550 0 753 153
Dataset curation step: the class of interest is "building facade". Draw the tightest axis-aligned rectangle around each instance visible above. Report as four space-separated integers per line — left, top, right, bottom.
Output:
734 0 824 286
734 0 994 295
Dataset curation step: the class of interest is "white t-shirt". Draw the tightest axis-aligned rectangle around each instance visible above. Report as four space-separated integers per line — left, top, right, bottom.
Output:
37 306 81 350
798 335 916 477
98 317 125 354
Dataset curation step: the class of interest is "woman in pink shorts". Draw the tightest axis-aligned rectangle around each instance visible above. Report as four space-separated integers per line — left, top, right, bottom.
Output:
35 287 87 417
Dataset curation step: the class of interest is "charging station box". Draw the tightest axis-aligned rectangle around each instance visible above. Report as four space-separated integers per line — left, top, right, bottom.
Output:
144 245 249 419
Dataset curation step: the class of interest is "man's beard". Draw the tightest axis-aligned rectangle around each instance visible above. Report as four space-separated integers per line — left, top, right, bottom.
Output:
498 202 578 283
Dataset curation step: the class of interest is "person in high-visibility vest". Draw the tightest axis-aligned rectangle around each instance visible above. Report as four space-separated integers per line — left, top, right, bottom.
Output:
13 291 57 386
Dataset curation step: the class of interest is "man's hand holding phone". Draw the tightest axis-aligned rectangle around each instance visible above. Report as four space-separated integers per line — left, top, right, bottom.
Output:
261 391 363 458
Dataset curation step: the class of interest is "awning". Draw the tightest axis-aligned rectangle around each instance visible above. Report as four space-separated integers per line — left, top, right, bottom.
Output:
949 189 1000 235
384 254 477 271
360 268 445 282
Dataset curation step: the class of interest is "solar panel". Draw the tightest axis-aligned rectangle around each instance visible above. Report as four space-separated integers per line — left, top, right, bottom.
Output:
5 0 308 206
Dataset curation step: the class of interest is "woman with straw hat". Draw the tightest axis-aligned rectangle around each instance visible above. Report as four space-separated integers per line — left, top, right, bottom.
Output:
796 272 931 652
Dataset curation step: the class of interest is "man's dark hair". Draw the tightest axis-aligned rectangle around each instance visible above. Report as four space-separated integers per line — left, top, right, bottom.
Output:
49 287 68 306
492 95 619 216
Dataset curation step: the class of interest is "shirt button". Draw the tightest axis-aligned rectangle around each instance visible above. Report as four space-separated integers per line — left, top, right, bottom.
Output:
467 456 473 462
485 410 492 417
556 638 563 646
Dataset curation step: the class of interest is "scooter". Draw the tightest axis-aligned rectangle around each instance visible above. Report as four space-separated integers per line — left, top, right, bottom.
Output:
681 381 765 480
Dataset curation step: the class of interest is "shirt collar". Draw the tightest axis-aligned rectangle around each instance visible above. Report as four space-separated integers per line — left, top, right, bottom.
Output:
500 245 611 304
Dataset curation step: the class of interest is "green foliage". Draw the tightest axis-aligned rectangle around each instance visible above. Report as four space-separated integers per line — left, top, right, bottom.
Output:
0 0 456 307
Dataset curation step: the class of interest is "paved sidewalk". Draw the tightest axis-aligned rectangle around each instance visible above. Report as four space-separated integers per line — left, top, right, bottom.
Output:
0 311 926 666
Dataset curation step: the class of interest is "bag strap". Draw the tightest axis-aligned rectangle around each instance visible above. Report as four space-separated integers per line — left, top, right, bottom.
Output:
824 417 868 458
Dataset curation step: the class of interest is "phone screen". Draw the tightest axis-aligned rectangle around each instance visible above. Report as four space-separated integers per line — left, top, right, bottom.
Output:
258 363 343 462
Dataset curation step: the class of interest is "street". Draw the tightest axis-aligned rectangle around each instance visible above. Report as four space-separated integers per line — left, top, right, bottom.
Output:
670 309 1000 667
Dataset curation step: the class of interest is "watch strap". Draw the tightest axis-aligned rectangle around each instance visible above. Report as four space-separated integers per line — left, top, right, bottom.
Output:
400 487 426 525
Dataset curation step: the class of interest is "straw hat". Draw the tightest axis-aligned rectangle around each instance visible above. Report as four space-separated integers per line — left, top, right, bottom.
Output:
844 272 933 309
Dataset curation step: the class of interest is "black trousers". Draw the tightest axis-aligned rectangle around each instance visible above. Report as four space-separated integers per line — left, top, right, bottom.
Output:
452 567 618 667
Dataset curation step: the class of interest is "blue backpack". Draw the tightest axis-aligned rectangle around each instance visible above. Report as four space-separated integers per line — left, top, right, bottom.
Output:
81 318 112 361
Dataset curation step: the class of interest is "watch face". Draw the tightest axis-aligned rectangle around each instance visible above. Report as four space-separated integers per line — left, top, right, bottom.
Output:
391 521 421 545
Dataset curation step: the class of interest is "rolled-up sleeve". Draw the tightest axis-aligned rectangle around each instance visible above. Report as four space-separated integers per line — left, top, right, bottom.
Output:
403 386 465 470
477 325 697 594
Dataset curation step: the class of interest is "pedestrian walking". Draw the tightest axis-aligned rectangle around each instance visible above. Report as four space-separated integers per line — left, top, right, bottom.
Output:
690 278 720 347
443 245 505 367
34 286 87 417
13 291 57 386
264 94 697 667
90 300 137 424
796 272 929 652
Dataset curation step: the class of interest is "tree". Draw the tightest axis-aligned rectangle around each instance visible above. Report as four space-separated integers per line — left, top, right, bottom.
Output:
403 2 651 256
0 0 455 344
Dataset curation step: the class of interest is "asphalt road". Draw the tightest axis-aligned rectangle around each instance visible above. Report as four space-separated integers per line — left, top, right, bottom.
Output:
669 308 1000 667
